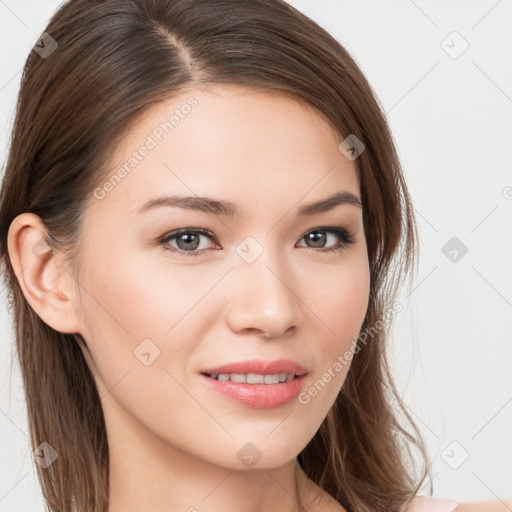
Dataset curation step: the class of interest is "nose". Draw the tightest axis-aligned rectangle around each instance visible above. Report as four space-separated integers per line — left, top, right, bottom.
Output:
224 245 301 339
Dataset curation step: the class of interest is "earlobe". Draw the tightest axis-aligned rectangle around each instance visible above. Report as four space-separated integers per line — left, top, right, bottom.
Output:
7 212 82 334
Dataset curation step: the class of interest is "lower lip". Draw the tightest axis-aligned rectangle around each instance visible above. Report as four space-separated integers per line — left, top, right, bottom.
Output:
200 373 307 409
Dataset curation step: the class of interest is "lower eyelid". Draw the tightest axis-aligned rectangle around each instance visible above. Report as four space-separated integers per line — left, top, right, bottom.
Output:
160 231 217 253
160 227 355 255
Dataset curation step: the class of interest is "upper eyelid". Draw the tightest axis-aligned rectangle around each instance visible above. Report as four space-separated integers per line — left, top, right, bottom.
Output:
160 226 353 246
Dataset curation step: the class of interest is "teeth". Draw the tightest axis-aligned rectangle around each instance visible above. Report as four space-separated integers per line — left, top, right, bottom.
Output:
247 373 263 384
208 373 295 384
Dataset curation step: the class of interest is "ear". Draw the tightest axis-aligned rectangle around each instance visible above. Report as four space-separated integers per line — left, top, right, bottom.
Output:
7 212 83 334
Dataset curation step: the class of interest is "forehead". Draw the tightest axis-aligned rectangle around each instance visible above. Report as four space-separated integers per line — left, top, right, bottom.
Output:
87 84 360 220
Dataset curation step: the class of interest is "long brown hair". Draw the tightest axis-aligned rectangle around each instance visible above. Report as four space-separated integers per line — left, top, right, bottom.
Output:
0 0 431 510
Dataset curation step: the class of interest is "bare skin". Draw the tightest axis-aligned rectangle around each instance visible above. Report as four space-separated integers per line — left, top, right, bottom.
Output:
405 497 512 512
8 85 368 512
456 502 512 512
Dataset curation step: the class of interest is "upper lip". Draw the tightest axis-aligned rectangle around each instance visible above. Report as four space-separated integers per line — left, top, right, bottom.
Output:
201 358 308 376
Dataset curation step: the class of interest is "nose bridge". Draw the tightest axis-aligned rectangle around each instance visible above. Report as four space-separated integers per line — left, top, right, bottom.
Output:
227 233 300 336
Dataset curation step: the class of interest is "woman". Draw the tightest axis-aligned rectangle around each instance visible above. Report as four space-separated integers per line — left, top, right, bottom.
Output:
0 1 508 511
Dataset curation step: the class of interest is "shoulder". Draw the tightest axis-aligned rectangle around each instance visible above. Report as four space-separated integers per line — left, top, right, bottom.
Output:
317 495 512 512
404 497 459 511
405 496 512 512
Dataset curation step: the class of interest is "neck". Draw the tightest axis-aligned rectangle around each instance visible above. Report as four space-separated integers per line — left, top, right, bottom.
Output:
105 400 319 512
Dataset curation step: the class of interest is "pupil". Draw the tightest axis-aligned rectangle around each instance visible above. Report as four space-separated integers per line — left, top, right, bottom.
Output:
179 233 199 250
308 231 325 248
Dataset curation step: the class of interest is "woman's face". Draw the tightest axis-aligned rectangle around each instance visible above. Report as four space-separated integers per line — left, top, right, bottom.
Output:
73 84 370 469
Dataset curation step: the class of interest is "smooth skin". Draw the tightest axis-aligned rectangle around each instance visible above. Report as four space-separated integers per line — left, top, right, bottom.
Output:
8 84 369 511
7 85 509 511
405 497 512 512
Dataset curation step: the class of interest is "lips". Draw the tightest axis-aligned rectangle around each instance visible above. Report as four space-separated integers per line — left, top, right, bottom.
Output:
199 358 308 409
201 358 307 377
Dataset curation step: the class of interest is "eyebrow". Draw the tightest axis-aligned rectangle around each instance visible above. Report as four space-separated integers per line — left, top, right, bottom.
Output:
133 190 363 217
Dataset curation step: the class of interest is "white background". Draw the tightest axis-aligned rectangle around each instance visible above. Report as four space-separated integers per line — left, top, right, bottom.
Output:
1 0 511 510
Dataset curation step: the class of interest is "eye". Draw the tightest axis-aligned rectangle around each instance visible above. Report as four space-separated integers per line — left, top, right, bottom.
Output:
159 228 218 257
296 227 356 253
159 226 356 257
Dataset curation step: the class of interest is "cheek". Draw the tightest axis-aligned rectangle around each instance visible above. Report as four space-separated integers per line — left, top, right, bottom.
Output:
81 247 220 341
299 256 370 406
75 252 210 444
76 251 210 391
308 256 371 349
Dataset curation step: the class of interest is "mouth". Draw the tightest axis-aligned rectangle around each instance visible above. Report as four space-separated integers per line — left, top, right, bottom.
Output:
201 358 308 379
201 372 303 384
199 359 308 409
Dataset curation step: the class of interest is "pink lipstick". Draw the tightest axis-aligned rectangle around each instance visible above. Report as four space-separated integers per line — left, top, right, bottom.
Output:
200 358 308 409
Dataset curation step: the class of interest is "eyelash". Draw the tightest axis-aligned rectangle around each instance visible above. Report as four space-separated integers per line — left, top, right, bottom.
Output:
158 226 356 258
